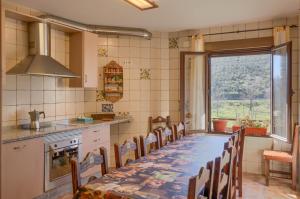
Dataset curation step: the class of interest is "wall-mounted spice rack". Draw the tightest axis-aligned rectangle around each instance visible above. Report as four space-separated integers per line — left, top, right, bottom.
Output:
103 61 123 103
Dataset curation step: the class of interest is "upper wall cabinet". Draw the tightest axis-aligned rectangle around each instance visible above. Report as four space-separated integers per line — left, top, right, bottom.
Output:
69 31 98 88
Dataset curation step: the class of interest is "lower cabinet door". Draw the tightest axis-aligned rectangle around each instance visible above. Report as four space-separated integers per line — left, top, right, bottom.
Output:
2 138 44 199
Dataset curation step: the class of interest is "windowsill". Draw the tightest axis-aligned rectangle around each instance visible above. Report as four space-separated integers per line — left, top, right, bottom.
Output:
208 131 272 138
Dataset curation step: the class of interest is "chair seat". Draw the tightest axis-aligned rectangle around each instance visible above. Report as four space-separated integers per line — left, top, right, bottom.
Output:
263 150 292 162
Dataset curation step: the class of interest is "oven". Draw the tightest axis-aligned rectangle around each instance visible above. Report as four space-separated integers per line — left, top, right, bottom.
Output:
44 130 82 191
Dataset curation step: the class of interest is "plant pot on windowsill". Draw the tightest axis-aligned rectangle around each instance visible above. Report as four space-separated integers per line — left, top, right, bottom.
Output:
232 125 267 136
213 120 228 132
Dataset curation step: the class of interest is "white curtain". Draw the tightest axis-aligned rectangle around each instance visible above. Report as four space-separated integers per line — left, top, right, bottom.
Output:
190 35 206 130
273 26 290 46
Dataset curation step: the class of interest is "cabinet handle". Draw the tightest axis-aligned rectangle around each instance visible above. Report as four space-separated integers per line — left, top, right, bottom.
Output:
13 145 26 150
93 139 98 142
93 130 100 133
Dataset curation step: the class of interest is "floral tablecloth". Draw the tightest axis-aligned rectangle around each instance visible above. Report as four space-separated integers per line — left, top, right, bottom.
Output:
74 134 229 199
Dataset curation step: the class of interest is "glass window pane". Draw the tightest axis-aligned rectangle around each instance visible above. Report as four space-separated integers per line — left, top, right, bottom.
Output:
272 45 290 140
210 54 271 130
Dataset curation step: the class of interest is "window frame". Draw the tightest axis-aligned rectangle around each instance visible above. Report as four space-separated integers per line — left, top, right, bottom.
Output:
180 44 293 142
207 48 272 132
271 41 293 142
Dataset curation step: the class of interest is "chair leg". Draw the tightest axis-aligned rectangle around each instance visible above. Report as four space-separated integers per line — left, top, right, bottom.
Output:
237 167 243 197
292 161 297 190
238 166 242 197
264 159 270 186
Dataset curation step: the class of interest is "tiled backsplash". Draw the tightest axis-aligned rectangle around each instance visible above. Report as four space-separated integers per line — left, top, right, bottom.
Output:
2 12 171 148
2 16 85 126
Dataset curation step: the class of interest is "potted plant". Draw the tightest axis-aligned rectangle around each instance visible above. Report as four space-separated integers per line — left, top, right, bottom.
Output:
213 119 228 132
232 116 268 136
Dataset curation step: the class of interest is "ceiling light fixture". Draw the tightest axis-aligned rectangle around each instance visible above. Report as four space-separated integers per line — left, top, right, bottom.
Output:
123 0 158 10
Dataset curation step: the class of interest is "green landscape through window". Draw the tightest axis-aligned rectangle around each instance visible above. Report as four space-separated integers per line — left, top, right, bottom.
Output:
210 54 271 129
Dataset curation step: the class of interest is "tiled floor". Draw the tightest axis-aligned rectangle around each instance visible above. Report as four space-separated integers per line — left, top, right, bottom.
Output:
240 173 300 199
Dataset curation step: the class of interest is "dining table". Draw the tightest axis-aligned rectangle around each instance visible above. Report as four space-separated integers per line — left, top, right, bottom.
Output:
74 133 230 199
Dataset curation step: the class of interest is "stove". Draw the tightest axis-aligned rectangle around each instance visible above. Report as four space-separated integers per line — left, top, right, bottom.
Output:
44 129 82 191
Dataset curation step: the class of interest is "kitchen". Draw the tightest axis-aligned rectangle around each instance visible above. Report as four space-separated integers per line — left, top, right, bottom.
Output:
0 0 300 199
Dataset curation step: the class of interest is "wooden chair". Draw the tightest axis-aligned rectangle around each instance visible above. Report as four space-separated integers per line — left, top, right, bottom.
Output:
263 124 299 190
228 132 239 199
114 137 139 168
155 127 174 147
188 161 215 199
140 132 160 157
173 122 186 140
236 127 246 197
149 116 171 132
212 142 232 199
71 147 108 194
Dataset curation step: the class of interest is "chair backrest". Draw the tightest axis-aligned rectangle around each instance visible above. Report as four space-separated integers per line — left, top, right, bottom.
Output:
155 127 174 147
140 132 160 156
237 127 245 165
213 142 232 199
228 132 239 199
71 147 108 194
173 122 186 140
292 124 299 159
188 161 215 199
114 137 139 168
149 116 171 132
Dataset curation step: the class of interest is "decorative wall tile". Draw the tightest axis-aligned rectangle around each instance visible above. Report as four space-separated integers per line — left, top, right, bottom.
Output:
140 68 151 80
98 48 108 57
96 90 105 102
169 37 179 49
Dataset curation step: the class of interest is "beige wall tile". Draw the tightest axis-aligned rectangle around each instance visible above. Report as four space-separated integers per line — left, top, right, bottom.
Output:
31 76 44 90
17 75 30 90
16 105 30 120
31 91 43 104
4 90 16 105
5 75 17 90
55 90 66 103
17 90 30 105
56 103 66 116
44 90 55 104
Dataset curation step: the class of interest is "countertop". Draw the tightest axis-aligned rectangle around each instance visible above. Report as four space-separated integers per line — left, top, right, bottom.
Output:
2 117 131 144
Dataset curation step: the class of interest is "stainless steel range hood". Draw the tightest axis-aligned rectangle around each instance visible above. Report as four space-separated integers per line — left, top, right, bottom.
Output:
7 22 79 78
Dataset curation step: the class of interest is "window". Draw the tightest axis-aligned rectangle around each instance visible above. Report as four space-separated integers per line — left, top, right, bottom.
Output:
180 42 293 141
208 43 292 141
271 43 292 141
210 54 271 130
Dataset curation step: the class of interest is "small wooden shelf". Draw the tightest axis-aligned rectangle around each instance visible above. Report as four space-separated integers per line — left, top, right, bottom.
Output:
104 72 123 75
103 61 124 103
105 90 123 93
105 81 123 84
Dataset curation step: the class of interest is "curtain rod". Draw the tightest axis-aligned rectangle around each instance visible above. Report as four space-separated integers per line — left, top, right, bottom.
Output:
188 24 298 37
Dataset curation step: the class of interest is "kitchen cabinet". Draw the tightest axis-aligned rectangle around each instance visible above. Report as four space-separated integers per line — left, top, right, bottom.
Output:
69 31 98 88
1 138 44 199
82 124 111 167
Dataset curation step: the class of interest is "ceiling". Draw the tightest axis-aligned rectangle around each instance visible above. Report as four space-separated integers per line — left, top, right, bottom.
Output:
8 0 300 31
